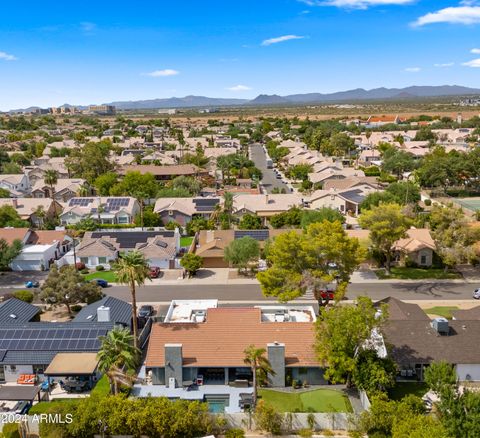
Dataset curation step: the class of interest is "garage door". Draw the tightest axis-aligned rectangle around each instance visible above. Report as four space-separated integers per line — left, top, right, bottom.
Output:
11 260 43 271
202 257 229 268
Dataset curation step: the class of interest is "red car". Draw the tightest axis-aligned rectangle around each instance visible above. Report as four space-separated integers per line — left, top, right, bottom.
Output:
148 267 161 278
318 290 335 301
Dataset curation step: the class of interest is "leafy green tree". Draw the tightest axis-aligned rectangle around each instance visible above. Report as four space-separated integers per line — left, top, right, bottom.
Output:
257 222 364 302
288 163 313 181
94 172 118 196
111 171 159 199
300 208 345 228
65 140 114 183
224 236 260 273
0 188 10 197
180 253 203 277
114 251 150 349
239 213 264 230
244 345 275 407
414 126 436 141
1 162 22 174
381 149 416 179
424 361 457 395
135 206 161 227
185 217 214 235
97 327 140 394
74 216 97 231
327 132 355 157
0 238 22 271
315 297 387 385
40 265 102 314
352 349 397 393
359 203 410 273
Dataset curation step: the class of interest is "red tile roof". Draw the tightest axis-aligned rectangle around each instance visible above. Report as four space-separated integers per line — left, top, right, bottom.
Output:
145 307 317 368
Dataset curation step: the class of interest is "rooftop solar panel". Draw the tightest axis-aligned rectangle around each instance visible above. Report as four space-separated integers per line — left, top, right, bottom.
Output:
234 230 270 241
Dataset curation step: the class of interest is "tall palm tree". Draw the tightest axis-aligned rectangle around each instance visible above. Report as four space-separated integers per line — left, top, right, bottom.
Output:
223 191 234 228
243 344 275 407
97 327 140 394
113 251 150 349
44 169 59 217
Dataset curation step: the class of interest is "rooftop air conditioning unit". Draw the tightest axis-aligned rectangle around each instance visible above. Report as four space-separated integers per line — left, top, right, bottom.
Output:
431 317 449 335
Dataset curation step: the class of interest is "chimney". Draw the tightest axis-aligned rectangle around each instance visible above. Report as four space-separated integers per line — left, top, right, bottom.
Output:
12 198 18 209
97 306 111 322
265 194 269 204
267 342 285 387
165 344 183 388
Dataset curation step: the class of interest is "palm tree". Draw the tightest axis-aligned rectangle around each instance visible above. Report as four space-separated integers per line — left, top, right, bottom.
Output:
113 251 150 349
223 191 234 228
243 344 275 407
44 169 59 217
97 327 140 394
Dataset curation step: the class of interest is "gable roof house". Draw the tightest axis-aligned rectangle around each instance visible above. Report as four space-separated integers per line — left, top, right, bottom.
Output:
392 228 436 267
59 197 140 225
0 173 31 197
0 198 63 227
0 296 131 383
379 297 480 382
31 178 87 202
154 197 221 226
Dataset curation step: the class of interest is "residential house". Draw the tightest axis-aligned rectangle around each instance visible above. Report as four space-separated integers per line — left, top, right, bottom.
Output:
0 198 62 227
135 300 324 411
31 178 87 202
154 197 221 226
232 194 303 224
0 296 131 383
379 297 480 382
393 228 436 267
365 115 401 128
0 173 30 197
74 229 180 269
120 164 208 181
59 197 140 225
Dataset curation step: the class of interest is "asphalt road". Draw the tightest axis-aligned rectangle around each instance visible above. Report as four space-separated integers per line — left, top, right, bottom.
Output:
249 143 290 194
99 281 478 303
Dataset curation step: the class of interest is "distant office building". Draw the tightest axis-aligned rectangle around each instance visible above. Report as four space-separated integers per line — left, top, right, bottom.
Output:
158 109 177 115
49 106 77 115
88 105 116 115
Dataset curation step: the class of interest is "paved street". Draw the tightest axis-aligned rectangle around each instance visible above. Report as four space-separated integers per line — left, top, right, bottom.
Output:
249 143 290 193
97 281 479 303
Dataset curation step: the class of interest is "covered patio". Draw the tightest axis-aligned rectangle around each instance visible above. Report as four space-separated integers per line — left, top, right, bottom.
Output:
0 385 43 412
44 352 100 395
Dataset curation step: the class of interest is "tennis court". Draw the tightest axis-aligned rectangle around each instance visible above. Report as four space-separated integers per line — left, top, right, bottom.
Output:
454 198 480 212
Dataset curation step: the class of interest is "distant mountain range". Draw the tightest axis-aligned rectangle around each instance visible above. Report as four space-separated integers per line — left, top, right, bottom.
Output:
9 85 480 112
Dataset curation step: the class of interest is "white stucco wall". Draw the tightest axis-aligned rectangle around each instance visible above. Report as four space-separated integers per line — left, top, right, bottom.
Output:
3 365 34 383
456 364 480 381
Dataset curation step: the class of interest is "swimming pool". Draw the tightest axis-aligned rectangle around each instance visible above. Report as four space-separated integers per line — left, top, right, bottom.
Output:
204 395 229 413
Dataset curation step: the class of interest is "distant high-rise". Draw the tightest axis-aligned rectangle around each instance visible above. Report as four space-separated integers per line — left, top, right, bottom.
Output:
88 105 116 115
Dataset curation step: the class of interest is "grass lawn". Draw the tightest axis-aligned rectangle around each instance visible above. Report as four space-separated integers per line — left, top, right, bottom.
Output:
388 382 429 401
180 236 194 247
424 306 459 319
375 267 461 280
258 389 352 413
83 271 118 282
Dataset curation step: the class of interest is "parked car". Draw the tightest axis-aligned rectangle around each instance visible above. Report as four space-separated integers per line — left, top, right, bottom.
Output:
93 279 108 288
138 305 154 318
474 288 480 299
25 280 40 288
148 266 161 278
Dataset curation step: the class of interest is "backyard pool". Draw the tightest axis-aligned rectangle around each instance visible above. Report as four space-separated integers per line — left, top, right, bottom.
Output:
204 395 229 413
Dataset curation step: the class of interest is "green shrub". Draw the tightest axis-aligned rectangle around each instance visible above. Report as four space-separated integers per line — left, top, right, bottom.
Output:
1 422 20 438
424 199 432 206
13 290 34 303
70 304 82 313
80 268 89 274
298 428 313 438
225 428 245 438
253 400 283 435
96 265 105 271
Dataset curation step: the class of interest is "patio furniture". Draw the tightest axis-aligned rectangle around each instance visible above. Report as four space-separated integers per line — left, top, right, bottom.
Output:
182 380 194 390
17 374 36 385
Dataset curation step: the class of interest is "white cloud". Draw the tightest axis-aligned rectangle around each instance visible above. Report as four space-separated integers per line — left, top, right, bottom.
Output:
0 51 17 61
80 22 97 33
413 6 480 26
298 0 414 9
434 62 454 67
143 69 180 77
261 35 305 46
404 67 421 72
463 58 480 67
226 85 252 92
471 48 480 53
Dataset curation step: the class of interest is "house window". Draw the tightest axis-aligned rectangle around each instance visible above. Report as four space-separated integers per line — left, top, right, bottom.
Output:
80 257 88 264
168 210 174 216
117 216 128 224
420 255 427 265
98 257 107 264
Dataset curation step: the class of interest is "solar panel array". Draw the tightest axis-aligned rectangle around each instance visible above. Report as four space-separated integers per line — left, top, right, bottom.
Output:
69 198 94 207
193 198 220 212
106 198 130 211
234 230 270 241
0 326 109 352
91 231 174 248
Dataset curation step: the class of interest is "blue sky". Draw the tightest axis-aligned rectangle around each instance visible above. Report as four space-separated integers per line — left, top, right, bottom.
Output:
0 0 479 110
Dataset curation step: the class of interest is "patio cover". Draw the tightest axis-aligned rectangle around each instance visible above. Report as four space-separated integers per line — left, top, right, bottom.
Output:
44 353 99 376
0 385 41 401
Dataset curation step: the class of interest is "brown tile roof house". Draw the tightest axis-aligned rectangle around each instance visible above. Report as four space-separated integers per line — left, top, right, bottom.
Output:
393 228 435 253
145 307 317 368
379 297 480 381
233 194 303 218
135 236 177 260
323 176 380 191
76 236 119 258
119 164 208 180
0 198 62 226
